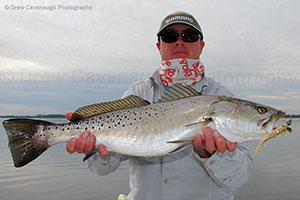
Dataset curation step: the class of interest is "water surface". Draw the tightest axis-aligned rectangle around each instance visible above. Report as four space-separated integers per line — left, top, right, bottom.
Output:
0 118 299 200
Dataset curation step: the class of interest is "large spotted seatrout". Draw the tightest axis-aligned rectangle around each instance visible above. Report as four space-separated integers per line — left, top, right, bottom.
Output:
2 86 293 168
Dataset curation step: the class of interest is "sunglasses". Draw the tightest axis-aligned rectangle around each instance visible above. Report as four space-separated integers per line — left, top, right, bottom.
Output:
159 29 202 43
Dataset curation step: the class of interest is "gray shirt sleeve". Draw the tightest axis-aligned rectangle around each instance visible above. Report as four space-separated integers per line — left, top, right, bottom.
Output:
87 153 127 176
192 144 254 192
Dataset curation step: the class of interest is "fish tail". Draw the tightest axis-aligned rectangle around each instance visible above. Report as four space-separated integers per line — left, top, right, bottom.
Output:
2 118 54 168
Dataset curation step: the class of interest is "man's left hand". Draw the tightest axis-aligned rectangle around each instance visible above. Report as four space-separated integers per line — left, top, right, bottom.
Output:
193 126 237 158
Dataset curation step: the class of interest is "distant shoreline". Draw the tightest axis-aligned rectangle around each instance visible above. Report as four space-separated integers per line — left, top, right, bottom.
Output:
0 114 65 118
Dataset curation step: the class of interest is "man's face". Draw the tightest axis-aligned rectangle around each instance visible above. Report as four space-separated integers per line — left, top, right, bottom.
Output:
156 24 205 61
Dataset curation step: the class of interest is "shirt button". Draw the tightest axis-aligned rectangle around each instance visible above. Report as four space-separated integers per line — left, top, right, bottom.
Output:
209 160 215 165
164 178 168 184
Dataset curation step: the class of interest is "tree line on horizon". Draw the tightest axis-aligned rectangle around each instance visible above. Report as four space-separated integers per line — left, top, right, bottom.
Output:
0 114 65 118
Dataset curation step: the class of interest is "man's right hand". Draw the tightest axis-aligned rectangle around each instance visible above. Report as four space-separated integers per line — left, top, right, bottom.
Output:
65 112 109 157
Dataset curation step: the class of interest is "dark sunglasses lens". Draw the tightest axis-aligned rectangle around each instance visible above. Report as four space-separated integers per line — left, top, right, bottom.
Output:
161 31 178 43
160 30 200 43
182 31 199 42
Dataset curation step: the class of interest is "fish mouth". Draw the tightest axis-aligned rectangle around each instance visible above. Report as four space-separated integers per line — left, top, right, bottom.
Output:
258 111 290 134
255 112 292 154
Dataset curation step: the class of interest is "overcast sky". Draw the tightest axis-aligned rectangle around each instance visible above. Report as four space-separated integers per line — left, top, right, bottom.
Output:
0 0 299 115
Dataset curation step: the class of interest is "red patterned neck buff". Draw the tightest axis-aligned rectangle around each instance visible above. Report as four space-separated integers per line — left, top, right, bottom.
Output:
158 58 205 86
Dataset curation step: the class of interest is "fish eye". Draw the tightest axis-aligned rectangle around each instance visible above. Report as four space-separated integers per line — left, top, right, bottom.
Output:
257 106 268 114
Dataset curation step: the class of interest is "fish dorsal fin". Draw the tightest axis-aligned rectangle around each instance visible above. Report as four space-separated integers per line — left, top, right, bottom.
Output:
157 85 200 103
71 95 150 121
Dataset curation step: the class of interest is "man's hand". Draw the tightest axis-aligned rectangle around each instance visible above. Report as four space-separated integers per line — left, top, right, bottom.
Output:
65 112 109 157
193 126 237 158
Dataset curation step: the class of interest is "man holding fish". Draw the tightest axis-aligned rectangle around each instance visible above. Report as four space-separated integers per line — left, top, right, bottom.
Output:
66 11 254 200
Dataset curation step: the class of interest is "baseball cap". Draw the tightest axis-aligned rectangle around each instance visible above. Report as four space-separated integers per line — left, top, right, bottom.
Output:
157 11 203 40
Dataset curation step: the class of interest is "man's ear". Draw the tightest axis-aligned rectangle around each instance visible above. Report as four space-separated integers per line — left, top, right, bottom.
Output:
199 40 205 54
156 42 161 51
200 41 205 51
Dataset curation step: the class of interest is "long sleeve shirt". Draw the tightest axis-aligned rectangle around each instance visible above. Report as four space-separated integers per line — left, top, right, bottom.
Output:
87 71 254 200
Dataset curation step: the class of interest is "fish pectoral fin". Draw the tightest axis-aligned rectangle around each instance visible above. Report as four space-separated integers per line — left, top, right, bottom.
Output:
71 95 150 121
185 116 213 128
167 137 194 153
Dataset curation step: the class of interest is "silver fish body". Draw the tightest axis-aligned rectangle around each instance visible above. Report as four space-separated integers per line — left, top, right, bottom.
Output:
2 92 291 167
